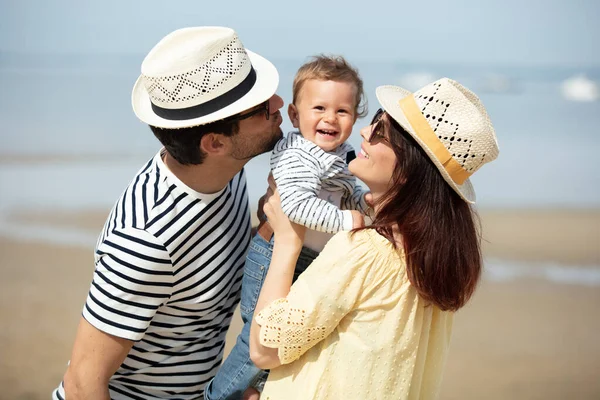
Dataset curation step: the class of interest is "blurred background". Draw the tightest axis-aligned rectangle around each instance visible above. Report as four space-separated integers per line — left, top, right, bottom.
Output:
1 0 599 398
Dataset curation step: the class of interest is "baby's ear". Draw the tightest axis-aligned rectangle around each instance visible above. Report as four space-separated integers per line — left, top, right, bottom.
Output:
288 104 300 128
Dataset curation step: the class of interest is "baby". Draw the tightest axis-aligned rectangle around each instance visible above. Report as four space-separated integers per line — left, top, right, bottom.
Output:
271 55 369 238
204 55 370 400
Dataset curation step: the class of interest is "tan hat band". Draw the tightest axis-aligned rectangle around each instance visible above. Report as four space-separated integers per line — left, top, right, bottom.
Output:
398 95 471 185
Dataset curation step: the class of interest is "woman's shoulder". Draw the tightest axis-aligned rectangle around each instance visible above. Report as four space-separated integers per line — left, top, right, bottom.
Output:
326 228 394 247
323 229 403 264
315 230 407 292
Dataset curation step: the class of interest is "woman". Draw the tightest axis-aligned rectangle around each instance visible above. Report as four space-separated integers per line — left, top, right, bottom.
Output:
248 78 499 399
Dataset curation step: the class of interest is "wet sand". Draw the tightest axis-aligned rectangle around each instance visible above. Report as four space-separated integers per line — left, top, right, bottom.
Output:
1 209 599 399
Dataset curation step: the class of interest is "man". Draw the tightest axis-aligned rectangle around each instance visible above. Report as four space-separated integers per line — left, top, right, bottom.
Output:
52 26 284 400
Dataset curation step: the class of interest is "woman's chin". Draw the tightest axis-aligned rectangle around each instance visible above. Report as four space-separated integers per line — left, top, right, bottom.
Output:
348 159 359 175
349 160 366 184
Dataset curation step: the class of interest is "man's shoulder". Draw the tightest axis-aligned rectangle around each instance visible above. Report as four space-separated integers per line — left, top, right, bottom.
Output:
100 153 169 235
99 221 167 250
104 153 247 232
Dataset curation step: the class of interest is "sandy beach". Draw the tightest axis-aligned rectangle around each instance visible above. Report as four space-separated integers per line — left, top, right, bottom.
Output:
3 2 600 399
1 209 599 399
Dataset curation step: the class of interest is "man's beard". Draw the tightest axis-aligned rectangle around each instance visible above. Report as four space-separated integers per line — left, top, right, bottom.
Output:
230 128 283 161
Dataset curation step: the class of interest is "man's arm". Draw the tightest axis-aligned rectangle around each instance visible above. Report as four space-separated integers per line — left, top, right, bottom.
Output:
62 224 173 399
63 317 134 399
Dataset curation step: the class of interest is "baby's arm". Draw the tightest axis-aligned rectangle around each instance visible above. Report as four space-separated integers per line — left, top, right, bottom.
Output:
341 184 371 216
272 149 355 233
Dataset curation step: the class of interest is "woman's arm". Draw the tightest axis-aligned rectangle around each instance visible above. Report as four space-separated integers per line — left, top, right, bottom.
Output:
250 178 375 368
249 185 306 369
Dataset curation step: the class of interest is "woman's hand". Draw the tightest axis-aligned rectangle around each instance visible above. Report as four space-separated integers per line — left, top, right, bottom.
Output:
262 176 306 250
350 210 365 229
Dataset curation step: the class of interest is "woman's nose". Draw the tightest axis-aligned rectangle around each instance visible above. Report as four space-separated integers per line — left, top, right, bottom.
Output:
359 125 370 140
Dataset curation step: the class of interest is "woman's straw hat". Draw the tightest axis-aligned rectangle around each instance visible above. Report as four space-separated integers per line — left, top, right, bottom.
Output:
376 78 499 203
132 27 279 129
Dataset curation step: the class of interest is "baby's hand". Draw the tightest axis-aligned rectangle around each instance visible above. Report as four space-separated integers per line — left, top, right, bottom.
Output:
350 210 365 229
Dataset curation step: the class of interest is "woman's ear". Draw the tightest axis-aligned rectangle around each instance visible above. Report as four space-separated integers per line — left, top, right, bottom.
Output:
288 104 300 128
199 133 229 156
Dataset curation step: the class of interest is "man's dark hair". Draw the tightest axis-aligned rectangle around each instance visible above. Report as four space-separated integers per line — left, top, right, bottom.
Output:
150 120 239 165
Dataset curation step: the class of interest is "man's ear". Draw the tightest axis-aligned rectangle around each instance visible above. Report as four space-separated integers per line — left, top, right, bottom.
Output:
288 104 300 128
199 133 229 156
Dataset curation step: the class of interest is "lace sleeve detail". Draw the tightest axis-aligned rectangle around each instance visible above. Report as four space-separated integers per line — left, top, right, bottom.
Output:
255 299 328 364
253 231 386 364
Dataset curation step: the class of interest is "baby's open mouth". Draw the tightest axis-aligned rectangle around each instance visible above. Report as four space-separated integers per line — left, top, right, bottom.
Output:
317 129 338 136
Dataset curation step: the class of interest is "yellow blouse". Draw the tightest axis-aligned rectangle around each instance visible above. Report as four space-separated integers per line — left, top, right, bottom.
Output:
255 229 453 400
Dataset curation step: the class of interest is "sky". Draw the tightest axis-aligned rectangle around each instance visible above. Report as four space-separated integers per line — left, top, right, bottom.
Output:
1 0 599 66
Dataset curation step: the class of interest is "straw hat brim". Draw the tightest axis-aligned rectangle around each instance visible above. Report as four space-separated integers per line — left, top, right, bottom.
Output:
131 49 279 129
376 85 476 203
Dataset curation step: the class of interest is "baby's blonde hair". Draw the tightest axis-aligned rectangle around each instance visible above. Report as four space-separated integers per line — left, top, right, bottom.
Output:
292 55 368 118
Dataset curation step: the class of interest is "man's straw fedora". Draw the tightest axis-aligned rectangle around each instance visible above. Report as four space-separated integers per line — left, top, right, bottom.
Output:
132 27 279 129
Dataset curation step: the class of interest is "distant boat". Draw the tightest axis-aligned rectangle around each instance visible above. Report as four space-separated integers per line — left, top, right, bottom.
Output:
561 74 599 102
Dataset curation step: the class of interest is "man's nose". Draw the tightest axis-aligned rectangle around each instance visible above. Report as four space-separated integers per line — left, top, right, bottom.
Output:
268 94 284 114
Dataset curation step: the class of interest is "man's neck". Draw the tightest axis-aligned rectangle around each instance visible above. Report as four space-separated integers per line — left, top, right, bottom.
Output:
163 152 246 194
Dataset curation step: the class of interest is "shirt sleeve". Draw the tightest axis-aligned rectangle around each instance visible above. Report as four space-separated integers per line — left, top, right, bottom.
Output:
254 231 376 364
341 184 371 215
272 147 353 233
83 225 174 341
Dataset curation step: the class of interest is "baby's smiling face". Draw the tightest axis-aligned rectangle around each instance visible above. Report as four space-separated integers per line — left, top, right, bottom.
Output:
288 79 357 152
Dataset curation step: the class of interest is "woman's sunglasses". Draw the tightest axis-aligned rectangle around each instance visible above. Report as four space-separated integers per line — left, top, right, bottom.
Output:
366 108 389 143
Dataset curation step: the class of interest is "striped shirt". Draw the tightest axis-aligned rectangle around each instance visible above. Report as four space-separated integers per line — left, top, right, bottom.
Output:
53 150 251 400
271 131 369 234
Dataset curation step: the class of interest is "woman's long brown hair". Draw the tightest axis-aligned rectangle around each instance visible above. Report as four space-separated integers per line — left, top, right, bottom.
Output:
365 112 482 312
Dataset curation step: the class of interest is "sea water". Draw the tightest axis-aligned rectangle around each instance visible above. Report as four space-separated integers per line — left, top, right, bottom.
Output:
1 54 599 285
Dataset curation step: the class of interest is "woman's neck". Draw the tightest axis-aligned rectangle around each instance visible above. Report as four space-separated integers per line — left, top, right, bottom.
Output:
391 226 403 248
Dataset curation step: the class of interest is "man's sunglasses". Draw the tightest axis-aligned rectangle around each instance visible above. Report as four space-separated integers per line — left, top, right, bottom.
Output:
222 100 270 123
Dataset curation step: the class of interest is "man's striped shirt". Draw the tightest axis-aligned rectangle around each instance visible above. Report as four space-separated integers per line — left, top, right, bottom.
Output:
53 151 251 399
